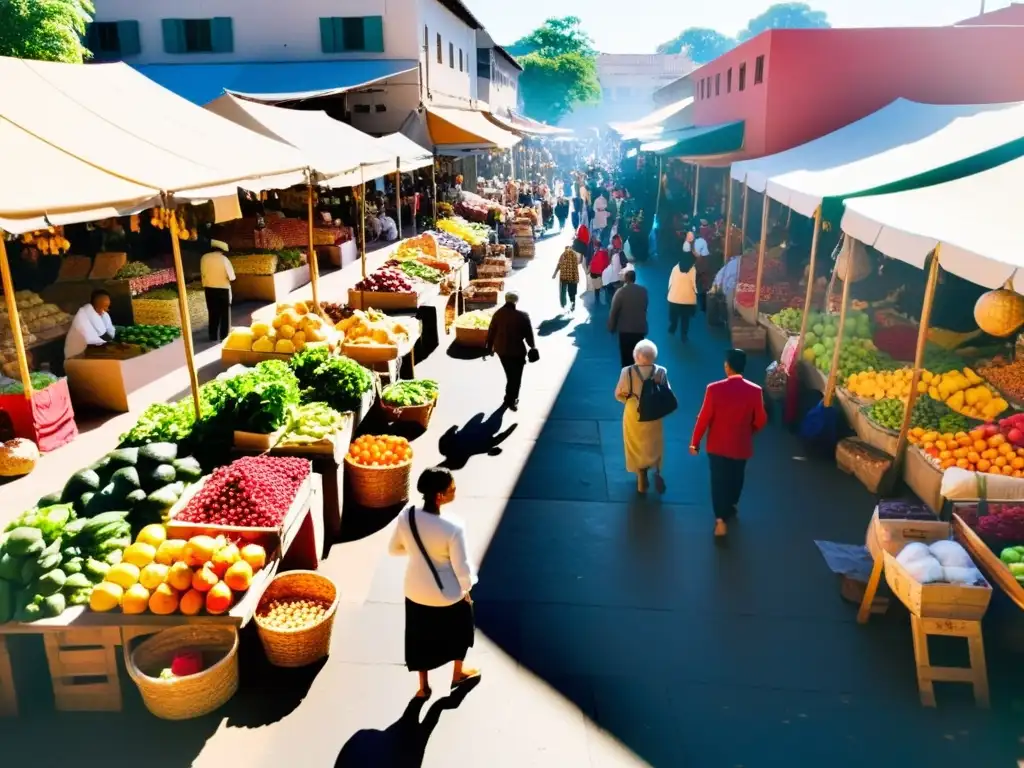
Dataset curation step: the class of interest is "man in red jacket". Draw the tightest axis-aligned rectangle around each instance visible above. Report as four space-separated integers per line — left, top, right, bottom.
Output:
690 349 768 537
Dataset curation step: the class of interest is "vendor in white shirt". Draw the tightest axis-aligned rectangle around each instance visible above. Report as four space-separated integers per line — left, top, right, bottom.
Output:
200 239 235 342
693 232 710 258
64 289 115 360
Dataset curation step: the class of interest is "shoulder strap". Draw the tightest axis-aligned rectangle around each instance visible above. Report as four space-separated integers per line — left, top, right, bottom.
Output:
408 507 444 591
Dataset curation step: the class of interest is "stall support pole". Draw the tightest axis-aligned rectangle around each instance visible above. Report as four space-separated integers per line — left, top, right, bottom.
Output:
431 157 438 223
894 247 942 464
721 168 728 219
723 178 734 259
740 184 749 251
751 194 770 321
795 208 823 358
823 236 852 407
306 182 321 312
167 213 201 418
0 235 33 398
395 163 403 239
655 156 663 216
786 206 793 229
693 164 701 217
360 169 367 280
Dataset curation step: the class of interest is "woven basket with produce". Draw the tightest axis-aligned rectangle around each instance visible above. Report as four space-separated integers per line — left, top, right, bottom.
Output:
255 571 340 668
381 379 439 428
345 434 413 508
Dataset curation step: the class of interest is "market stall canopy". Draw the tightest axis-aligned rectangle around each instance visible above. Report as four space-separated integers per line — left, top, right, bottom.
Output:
609 97 694 140
411 106 521 153
730 99 1024 219
842 156 1024 292
135 59 418 106
487 111 572 137
640 120 744 157
0 116 161 234
1 57 309 204
373 133 433 172
205 94 396 183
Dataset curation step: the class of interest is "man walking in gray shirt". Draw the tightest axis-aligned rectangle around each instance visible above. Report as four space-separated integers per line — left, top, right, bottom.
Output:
607 267 649 368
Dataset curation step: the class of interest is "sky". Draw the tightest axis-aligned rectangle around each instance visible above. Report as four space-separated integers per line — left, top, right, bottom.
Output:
465 0 1010 53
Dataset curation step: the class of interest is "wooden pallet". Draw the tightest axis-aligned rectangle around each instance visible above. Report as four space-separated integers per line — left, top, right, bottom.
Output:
910 615 989 708
42 627 122 712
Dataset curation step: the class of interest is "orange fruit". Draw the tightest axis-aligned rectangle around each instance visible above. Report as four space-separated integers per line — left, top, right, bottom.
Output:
206 582 233 615
224 560 254 592
122 583 150 615
185 536 218 565
210 543 240 578
139 562 170 591
179 588 205 616
167 561 194 591
155 539 188 566
148 583 180 615
240 544 267 571
192 563 219 593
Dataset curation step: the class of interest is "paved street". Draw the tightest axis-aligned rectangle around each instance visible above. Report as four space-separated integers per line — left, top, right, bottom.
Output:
4 229 1024 767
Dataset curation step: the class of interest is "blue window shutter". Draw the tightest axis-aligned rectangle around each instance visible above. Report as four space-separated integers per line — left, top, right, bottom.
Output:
319 18 336 53
162 19 184 54
211 17 234 53
363 16 384 53
333 18 345 51
117 21 141 56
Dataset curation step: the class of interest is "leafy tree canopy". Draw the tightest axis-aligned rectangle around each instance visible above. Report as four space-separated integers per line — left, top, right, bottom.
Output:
518 51 601 125
0 0 95 63
737 2 830 42
656 27 735 63
507 16 595 59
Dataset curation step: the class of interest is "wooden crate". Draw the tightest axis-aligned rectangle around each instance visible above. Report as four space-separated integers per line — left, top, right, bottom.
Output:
883 549 992 621
728 319 766 352
348 289 418 311
872 509 949 556
43 627 122 712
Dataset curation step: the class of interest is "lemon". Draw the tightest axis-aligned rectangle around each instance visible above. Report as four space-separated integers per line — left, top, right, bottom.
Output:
122 542 156 569
136 524 167 549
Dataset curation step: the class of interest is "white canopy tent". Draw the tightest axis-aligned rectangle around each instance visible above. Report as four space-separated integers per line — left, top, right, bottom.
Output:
842 155 1024 293
730 99 1024 218
373 132 433 172
2 57 309 202
205 93 396 184
609 98 693 141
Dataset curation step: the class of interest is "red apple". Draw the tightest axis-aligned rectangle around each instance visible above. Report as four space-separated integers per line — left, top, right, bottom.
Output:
1010 428 1024 444
983 424 1000 437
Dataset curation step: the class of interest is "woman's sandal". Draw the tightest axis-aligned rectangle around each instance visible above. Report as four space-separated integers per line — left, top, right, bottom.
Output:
451 669 481 689
654 473 666 495
415 686 432 699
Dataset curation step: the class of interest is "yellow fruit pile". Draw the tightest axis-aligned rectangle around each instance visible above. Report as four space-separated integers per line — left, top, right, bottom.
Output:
912 426 1024 476
437 217 485 246
336 308 410 349
224 301 333 354
846 367 1008 420
88 524 267 616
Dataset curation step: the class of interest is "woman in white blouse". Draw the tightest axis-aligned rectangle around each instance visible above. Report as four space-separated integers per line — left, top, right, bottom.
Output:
389 466 479 698
667 252 699 341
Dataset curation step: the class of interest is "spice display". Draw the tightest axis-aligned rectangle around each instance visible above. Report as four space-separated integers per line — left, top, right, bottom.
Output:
978 358 1024 403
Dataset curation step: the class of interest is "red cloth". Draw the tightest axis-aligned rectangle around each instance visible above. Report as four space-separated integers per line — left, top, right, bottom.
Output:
590 248 610 275
576 225 590 244
691 376 768 460
0 377 77 453
612 234 623 249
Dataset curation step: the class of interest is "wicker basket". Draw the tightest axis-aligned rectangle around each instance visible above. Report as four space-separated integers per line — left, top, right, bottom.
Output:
381 395 438 428
125 625 239 720
455 326 489 347
255 571 340 668
345 455 413 508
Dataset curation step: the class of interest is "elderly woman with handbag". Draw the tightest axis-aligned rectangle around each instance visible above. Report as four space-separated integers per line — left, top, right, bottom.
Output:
614 339 676 494
389 467 480 698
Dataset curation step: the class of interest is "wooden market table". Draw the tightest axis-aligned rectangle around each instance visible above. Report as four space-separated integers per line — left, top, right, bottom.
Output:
64 338 186 413
0 474 323 717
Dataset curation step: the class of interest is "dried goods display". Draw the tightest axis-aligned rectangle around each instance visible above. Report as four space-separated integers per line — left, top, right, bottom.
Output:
114 324 182 351
914 424 1024 475
0 437 39 476
346 434 412 467
977 358 1024 403
14 296 72 334
132 283 207 328
88 523 268 616
223 301 334 355
20 228 71 255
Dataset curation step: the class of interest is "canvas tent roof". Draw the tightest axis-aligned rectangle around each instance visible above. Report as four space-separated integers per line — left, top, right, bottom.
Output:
205 94 395 183
416 106 521 152
730 99 1024 219
1 57 308 203
842 155 1024 293
373 133 433 172
609 98 693 140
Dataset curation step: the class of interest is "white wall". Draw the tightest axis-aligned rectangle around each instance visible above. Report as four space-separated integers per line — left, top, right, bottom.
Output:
92 0 420 64
487 57 519 113
347 69 421 135
417 0 477 106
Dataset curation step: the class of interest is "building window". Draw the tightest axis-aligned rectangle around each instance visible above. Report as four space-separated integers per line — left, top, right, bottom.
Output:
477 47 490 78
437 33 442 64
739 62 747 91
706 76 712 97
448 42 453 67
715 72 721 96
754 55 765 84
162 18 232 54
699 79 704 99
459 48 463 72
320 17 384 53
727 67 732 92
85 20 141 57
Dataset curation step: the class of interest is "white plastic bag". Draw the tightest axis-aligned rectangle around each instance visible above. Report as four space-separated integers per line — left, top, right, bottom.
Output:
942 566 983 585
896 542 932 567
928 540 973 569
904 556 945 584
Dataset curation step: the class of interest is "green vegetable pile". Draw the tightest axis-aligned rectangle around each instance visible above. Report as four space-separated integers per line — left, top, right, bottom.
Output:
397 261 444 284
216 360 301 434
120 401 196 446
867 396 969 433
455 309 494 330
0 504 132 622
802 311 896 379
114 324 182 351
290 346 373 413
769 307 802 333
382 379 439 407
0 371 59 394
924 344 970 375
279 402 348 445
113 262 152 279
276 249 305 272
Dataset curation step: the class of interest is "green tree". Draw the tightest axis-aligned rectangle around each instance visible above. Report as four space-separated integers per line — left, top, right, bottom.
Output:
656 27 735 63
737 2 830 42
518 51 601 125
507 16 595 59
0 0 95 63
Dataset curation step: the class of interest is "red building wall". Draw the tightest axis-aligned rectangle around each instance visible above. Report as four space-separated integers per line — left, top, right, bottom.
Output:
690 26 1024 163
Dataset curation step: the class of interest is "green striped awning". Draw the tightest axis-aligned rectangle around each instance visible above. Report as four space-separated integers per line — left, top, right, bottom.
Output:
641 120 744 157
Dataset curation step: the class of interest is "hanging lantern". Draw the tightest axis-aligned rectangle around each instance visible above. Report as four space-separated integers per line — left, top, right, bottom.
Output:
975 279 1024 337
836 237 871 283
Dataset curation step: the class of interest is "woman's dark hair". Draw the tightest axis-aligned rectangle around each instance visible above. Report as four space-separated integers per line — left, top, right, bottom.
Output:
417 466 453 499
90 289 111 304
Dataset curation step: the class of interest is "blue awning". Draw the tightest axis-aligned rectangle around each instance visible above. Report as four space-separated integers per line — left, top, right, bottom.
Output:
134 59 418 105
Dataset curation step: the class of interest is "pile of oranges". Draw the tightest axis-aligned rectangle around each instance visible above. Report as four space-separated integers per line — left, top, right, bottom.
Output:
347 434 412 468
913 424 1024 476
257 597 332 630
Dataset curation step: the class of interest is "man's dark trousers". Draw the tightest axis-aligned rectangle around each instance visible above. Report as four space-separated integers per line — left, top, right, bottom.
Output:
709 453 747 520
499 354 526 405
205 287 231 341
618 332 645 368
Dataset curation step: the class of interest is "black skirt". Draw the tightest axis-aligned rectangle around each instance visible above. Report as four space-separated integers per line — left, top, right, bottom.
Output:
405 598 475 672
